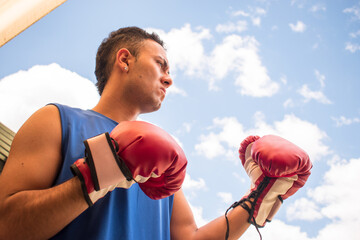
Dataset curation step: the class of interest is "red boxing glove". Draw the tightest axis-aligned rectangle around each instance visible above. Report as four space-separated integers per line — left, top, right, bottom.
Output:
235 135 312 227
71 121 188 206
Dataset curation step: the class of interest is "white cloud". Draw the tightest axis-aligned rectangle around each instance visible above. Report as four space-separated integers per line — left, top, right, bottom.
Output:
232 172 246 184
310 158 360 221
298 84 332 104
195 132 229 160
343 4 360 55
241 157 360 240
298 70 332 104
350 30 360 38
0 63 99 132
217 192 234 204
255 7 266 16
291 0 306 8
288 157 360 240
232 10 250 17
345 42 360 53
343 4 360 21
195 117 245 163
245 216 360 240
289 21 307 33
252 17 261 26
182 173 207 191
147 24 212 77
182 173 207 200
313 34 325 50
167 84 187 96
310 4 326 13
283 98 295 108
182 122 193 133
195 112 329 163
248 219 312 240
286 197 323 221
331 116 360 127
175 122 195 137
151 25 277 97
314 69 325 88
280 75 288 85
242 220 311 240
254 113 330 161
210 35 279 96
315 220 360 240
231 7 266 27
189 203 208 227
216 20 247 33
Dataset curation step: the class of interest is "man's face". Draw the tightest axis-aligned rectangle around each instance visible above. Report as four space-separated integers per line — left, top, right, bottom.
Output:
124 39 172 113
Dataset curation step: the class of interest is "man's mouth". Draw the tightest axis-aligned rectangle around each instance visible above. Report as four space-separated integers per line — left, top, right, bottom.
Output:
160 87 166 95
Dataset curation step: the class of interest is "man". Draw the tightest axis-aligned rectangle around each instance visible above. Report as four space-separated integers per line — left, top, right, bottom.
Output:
0 27 311 239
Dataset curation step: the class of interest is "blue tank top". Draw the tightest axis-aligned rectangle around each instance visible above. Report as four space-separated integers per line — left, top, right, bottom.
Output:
50 103 174 240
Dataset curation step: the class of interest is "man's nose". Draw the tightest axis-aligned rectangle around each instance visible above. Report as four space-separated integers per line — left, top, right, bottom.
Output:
161 74 173 88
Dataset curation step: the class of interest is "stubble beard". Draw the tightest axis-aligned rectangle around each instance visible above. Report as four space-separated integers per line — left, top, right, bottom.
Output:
138 93 163 114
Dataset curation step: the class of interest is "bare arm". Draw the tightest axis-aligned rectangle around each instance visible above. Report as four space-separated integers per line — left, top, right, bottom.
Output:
170 189 251 240
0 105 88 240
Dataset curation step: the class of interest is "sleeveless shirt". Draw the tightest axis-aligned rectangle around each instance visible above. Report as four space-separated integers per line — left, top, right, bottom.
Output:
50 103 174 240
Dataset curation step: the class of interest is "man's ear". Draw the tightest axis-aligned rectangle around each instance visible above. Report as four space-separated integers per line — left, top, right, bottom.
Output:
115 48 132 71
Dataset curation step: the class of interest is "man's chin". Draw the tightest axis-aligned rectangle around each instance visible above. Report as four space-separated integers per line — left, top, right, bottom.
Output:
142 102 162 114
153 103 162 112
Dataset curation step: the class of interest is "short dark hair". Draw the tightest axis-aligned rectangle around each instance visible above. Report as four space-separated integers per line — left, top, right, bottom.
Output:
95 26 165 95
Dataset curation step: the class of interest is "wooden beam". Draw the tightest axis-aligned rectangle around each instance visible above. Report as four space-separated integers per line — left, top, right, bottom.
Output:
0 0 67 47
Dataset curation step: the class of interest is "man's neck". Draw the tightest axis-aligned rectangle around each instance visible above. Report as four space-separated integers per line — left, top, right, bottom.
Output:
92 95 139 123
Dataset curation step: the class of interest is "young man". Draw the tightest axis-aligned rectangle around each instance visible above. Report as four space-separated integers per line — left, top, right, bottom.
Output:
0 27 311 240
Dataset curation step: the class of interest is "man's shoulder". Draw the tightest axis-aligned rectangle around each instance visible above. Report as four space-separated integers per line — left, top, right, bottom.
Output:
48 103 97 122
47 103 86 113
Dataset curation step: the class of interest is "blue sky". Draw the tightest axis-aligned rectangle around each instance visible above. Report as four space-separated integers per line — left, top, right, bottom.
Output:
1 0 360 239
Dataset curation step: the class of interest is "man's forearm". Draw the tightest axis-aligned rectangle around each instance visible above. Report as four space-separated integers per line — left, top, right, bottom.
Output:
0 177 88 240
192 203 251 240
170 190 251 240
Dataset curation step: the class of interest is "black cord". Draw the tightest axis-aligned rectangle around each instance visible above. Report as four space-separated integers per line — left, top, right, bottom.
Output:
224 201 262 240
224 176 271 240
252 216 263 240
